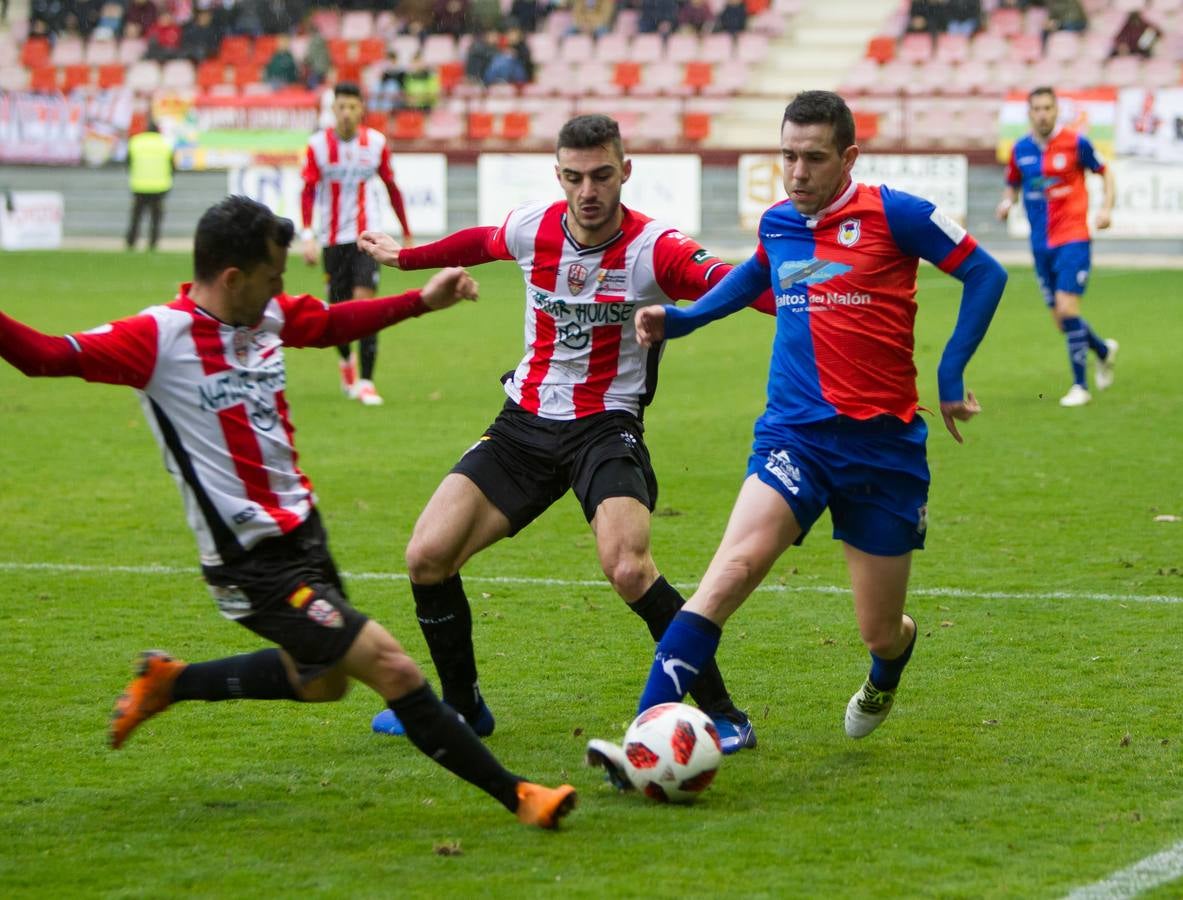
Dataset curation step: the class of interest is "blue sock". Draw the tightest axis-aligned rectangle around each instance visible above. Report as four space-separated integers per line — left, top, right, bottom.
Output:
869 615 917 692
1061 316 1088 387
636 611 721 715
1081 320 1108 358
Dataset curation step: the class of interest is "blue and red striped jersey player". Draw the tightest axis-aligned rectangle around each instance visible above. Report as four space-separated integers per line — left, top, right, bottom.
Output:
586 91 1007 784
997 86 1118 408
358 114 773 755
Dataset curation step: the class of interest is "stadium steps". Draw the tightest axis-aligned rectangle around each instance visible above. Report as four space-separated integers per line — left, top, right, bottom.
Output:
709 0 898 147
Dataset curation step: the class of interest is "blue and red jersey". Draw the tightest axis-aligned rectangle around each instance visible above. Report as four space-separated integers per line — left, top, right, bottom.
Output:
1006 128 1105 251
664 181 1003 425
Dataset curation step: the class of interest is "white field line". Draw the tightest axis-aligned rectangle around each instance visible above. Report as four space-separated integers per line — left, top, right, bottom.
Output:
1065 840 1183 899
0 560 1180 605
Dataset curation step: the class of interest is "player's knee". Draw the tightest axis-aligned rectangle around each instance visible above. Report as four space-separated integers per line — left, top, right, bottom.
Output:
298 668 351 703
860 621 906 658
405 534 455 584
373 649 424 699
602 553 654 601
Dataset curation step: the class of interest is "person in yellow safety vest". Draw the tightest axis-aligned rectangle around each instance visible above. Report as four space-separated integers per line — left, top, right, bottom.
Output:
126 121 173 252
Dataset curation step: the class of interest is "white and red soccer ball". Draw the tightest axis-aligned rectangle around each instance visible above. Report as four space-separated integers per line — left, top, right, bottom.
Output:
623 702 723 803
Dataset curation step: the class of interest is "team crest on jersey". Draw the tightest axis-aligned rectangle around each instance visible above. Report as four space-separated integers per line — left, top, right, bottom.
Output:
837 219 861 247
567 263 588 294
232 329 252 365
307 598 344 629
1052 153 1067 170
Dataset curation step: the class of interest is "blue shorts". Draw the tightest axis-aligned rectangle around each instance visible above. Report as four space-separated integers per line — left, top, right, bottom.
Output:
1032 241 1091 306
747 415 930 556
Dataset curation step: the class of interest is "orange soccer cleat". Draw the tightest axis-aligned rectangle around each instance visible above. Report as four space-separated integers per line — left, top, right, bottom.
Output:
109 650 186 749
515 782 578 829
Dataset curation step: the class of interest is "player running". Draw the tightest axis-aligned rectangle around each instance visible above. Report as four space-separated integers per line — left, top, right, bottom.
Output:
0 196 576 829
996 86 1118 408
586 91 1007 784
301 82 414 406
358 114 772 753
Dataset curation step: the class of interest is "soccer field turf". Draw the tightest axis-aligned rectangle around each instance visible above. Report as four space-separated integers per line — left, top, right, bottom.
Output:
1 252 1180 898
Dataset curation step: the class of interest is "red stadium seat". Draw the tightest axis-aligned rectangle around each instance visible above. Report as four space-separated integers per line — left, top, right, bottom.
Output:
197 59 226 91
501 111 531 140
61 64 91 92
21 37 51 69
852 110 880 142
392 109 426 141
438 61 464 94
336 61 363 85
681 111 711 142
97 64 125 88
683 61 713 93
613 61 642 92
898 33 934 64
233 63 262 89
467 111 494 140
364 111 389 132
29 65 57 92
252 35 279 65
987 8 1023 36
866 36 895 64
220 35 251 66
328 38 352 67
358 38 385 65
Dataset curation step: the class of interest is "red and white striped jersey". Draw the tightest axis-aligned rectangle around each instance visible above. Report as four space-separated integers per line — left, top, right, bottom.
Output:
489 200 734 419
301 126 409 246
64 287 339 566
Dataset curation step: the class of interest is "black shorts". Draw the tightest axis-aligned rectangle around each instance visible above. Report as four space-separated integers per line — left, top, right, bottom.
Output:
322 242 380 303
201 509 368 682
451 399 658 536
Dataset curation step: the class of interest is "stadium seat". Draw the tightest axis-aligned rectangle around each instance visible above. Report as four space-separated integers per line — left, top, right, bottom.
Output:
86 39 118 66
683 61 714 93
125 60 161 93
501 111 531 140
987 7 1023 36
614 9 640 36
437 61 464 94
840 58 881 94
234 63 262 90
1007 33 1042 64
735 32 770 62
392 109 426 141
0 65 26 91
681 111 711 142
1021 6 1048 35
935 33 970 64
161 59 196 90
61 64 91 93
424 108 464 140
612 61 642 93
665 33 699 63
562 33 594 62
358 38 385 65
118 38 148 66
421 34 458 66
310 9 341 39
328 38 352 68
630 33 664 64
220 35 251 66
865 35 895 64
544 10 574 37
29 66 57 92
522 61 572 96
635 60 681 95
1103 56 1143 87
197 59 226 91
468 111 495 140
852 109 880 142
702 59 747 96
97 63 125 89
593 32 630 64
50 36 85 67
252 35 279 65
898 33 934 65
1044 31 1081 64
526 32 558 62
969 32 1008 64
700 32 735 64
20 37 51 69
341 11 374 41
0 33 16 67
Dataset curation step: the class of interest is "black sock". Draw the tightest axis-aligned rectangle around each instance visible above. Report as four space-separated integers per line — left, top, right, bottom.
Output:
358 334 377 380
170 649 300 702
335 343 351 361
389 683 520 811
412 574 481 719
629 576 737 718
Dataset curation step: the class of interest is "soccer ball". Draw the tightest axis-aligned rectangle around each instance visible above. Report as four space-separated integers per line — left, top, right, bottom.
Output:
623 702 723 803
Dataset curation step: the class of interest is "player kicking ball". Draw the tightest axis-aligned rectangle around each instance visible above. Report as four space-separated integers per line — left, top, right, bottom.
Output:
0 196 575 829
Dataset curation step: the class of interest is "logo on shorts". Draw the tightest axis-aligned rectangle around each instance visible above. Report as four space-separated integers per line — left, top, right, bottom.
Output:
307 598 344 629
620 430 638 449
567 263 588 294
837 218 860 247
1076 269 1088 287
764 450 801 495
209 584 252 620
288 585 314 608
916 504 928 534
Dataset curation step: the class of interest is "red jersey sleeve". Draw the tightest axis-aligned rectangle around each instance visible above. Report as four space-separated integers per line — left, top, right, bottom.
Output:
397 226 508 269
70 314 159 388
652 230 776 316
378 145 412 239
1005 146 1020 187
277 292 428 348
300 144 320 229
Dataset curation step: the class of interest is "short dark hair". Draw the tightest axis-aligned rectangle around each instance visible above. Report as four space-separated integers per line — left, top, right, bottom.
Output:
193 196 294 283
1028 86 1056 104
556 114 624 160
782 90 856 153
334 82 362 99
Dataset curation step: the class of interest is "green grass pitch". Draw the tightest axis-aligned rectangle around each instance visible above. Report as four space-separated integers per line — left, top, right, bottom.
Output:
0 250 1180 898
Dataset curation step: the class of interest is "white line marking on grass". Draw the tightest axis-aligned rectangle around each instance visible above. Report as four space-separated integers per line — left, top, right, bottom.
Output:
1065 839 1183 899
2 561 1181 605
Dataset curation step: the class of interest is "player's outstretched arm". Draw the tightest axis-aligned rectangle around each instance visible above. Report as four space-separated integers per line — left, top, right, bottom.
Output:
358 230 403 268
635 305 667 347
0 311 82 377
420 267 479 310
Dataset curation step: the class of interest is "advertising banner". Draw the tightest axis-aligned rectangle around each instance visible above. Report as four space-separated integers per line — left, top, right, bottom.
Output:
996 88 1117 164
158 91 319 171
0 191 65 250
738 154 968 231
1115 87 1183 165
230 154 448 236
0 89 133 166
477 154 702 234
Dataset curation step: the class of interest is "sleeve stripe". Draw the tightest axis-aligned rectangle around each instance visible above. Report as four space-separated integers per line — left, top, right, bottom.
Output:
938 235 978 274
65 335 82 352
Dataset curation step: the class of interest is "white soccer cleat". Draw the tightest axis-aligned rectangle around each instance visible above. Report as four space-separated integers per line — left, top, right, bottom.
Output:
1094 339 1119 391
844 678 896 739
1059 384 1091 407
338 354 358 395
353 379 384 406
585 738 635 791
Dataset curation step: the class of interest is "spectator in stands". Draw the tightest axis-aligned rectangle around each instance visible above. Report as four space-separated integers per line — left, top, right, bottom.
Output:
1110 8 1161 58
304 27 332 88
265 34 301 88
507 0 544 32
145 11 183 60
374 51 405 111
432 0 471 37
484 26 533 84
262 0 303 34
231 0 267 37
638 0 679 35
1043 0 1087 45
402 53 440 110
470 0 503 32
906 0 949 37
91 0 126 39
679 0 712 34
717 0 748 36
124 0 159 39
466 29 500 84
180 8 221 62
570 0 615 39
946 0 980 36
398 0 434 35
505 25 534 81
